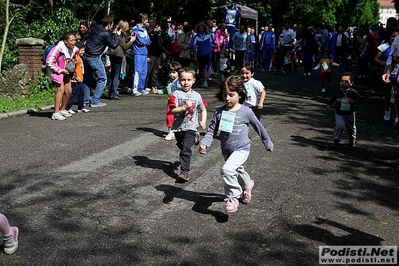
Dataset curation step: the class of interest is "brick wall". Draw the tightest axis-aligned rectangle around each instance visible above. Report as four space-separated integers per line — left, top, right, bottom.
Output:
16 38 44 83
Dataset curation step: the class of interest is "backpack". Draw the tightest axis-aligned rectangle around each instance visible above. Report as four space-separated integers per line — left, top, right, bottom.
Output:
43 44 55 64
170 39 181 55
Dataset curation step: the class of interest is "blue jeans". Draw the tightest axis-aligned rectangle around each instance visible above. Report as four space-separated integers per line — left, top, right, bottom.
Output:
83 55 107 105
107 56 122 98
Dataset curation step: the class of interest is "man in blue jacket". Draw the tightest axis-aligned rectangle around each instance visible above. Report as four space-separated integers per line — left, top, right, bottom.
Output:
131 13 151 96
83 16 121 107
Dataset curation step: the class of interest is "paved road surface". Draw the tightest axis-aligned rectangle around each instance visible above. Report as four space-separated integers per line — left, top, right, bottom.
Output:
0 65 398 265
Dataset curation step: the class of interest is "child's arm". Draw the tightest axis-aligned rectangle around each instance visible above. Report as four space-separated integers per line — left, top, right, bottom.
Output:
249 111 274 152
199 108 207 129
313 63 320 70
332 62 340 67
199 110 219 154
258 89 266 109
171 100 192 114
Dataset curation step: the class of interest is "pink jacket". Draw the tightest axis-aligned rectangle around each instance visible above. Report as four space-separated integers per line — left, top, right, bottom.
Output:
46 41 79 84
214 28 229 52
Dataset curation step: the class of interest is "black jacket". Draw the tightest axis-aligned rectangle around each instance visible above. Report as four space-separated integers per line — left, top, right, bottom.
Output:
85 24 120 56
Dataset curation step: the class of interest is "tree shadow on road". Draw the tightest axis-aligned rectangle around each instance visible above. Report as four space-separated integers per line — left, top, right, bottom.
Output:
133 155 179 180
293 218 385 245
155 184 228 223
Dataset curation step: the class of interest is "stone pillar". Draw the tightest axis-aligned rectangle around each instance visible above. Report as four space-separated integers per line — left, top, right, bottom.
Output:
16 38 44 83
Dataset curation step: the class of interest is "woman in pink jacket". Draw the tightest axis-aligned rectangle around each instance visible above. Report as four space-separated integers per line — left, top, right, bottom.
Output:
46 32 79 120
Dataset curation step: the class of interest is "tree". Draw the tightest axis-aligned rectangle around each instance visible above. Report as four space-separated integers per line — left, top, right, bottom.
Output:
0 0 20 72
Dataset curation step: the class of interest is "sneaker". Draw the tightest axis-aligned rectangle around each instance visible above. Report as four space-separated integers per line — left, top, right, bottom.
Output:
177 171 189 182
261 68 265 72
194 131 200 146
242 180 254 204
90 102 107 108
332 139 339 149
109 95 123 100
78 108 90 113
358 74 362 79
362 75 366 78
144 88 152 92
164 131 175 141
66 109 75 114
133 92 142 97
384 108 391 121
394 118 398 127
51 112 66 120
307 72 312 76
142 90 150 95
59 110 72 117
225 197 239 213
201 81 208 88
321 88 326 93
303 73 308 76
3 227 19 255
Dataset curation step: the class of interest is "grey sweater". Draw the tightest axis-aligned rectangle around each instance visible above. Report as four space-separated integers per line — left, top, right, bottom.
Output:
201 105 274 157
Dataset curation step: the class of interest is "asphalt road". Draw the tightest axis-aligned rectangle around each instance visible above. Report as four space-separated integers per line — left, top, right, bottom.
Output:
0 64 398 266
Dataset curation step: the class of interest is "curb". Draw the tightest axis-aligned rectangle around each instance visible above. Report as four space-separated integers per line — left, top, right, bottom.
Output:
0 105 54 120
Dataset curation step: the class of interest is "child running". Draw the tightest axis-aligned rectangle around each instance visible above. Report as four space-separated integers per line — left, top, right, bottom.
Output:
0 213 19 255
168 67 207 182
241 62 266 120
327 72 362 148
199 75 274 214
314 50 340 93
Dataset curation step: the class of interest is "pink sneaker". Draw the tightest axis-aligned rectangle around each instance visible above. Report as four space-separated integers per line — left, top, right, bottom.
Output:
242 180 254 204
225 197 239 213
4 226 19 255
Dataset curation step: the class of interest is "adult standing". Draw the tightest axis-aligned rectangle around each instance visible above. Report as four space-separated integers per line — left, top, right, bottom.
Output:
131 12 151 96
259 23 276 72
177 25 193 67
222 2 241 49
231 25 249 72
46 32 79 120
83 15 121 107
335 26 347 64
146 17 166 90
302 26 318 76
107 20 135 100
191 23 215 88
275 22 295 74
76 22 90 43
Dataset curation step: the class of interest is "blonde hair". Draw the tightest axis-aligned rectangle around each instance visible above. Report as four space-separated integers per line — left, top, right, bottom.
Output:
117 20 129 32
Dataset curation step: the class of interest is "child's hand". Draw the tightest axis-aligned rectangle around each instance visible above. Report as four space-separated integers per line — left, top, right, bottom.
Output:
327 105 331 110
267 146 274 152
346 98 353 104
199 121 206 129
152 87 158 94
199 144 207 154
185 100 193 108
257 103 264 109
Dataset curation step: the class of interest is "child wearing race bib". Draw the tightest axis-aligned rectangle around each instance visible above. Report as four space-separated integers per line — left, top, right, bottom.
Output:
327 72 362 148
314 50 340 93
241 62 266 120
199 75 274 214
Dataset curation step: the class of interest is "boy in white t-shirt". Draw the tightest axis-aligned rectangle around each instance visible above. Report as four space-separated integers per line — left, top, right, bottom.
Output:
240 62 266 120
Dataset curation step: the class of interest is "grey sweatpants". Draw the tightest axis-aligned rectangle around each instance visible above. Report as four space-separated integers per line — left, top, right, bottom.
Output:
221 150 252 198
333 112 356 140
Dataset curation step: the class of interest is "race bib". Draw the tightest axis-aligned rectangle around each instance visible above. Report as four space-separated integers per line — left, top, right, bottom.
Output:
219 111 236 133
322 62 329 71
340 98 350 111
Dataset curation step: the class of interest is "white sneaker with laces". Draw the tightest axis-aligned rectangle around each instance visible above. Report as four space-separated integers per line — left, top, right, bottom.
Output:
78 108 90 113
52 112 66 120
383 109 391 121
67 109 75 114
164 131 175 140
59 110 72 117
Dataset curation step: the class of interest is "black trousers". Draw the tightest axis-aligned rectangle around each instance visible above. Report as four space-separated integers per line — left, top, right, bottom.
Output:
175 130 196 172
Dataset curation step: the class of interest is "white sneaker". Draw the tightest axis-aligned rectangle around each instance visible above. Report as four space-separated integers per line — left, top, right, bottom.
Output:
144 88 152 92
394 118 398 127
307 72 312 76
59 110 72 117
303 73 307 76
78 108 90 113
52 112 66 120
383 109 391 121
164 131 175 141
142 90 150 95
133 92 142 96
66 109 75 114
321 88 326 93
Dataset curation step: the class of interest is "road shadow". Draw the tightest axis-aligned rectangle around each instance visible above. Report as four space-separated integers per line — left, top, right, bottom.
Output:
133 155 179 180
155 184 228 223
136 127 166 138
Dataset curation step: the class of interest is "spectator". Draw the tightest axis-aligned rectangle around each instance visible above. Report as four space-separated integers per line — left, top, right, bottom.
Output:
231 25 249 72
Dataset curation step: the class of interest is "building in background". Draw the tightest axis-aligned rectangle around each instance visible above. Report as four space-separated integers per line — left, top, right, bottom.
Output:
379 0 398 25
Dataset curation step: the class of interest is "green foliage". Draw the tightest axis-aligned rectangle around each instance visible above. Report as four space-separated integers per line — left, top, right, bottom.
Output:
29 73 54 95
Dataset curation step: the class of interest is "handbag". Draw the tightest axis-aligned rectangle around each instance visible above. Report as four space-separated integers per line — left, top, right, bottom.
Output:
107 45 124 58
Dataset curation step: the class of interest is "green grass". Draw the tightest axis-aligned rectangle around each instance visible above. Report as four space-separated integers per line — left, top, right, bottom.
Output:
0 88 56 113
